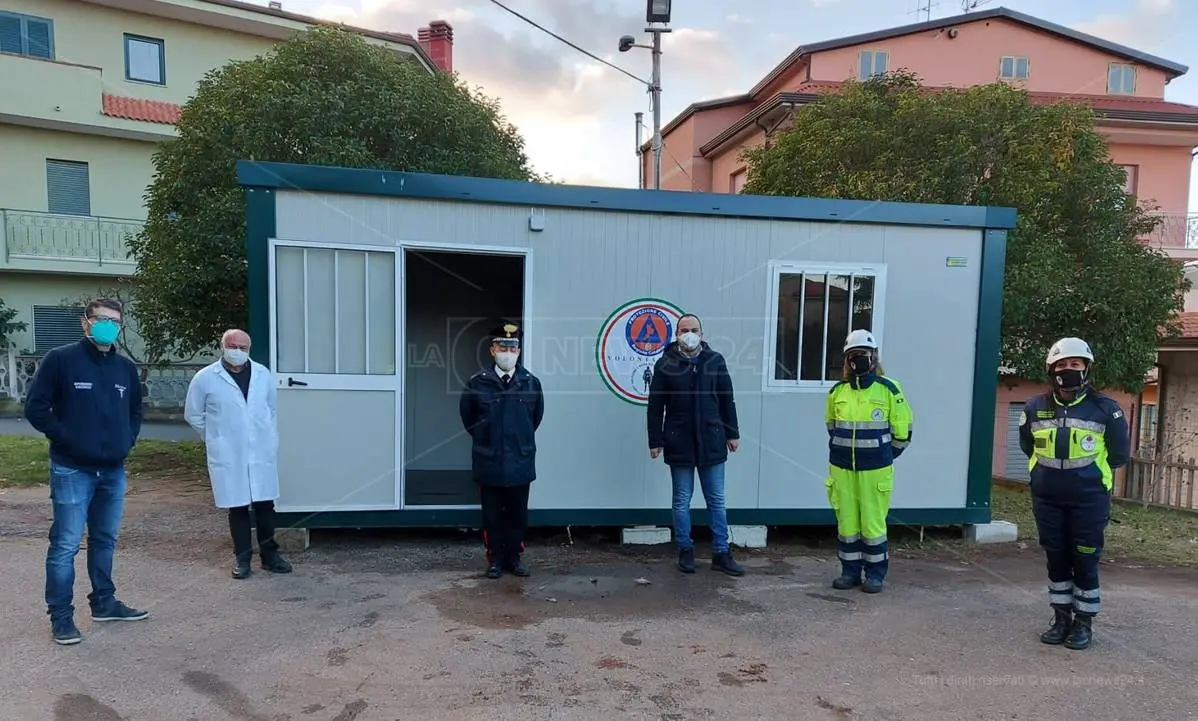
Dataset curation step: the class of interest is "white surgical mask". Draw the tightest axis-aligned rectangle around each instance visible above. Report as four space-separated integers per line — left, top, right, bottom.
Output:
223 348 249 366
679 332 701 350
495 352 518 372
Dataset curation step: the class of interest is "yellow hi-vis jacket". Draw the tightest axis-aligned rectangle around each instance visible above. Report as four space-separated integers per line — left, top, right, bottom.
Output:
825 373 913 471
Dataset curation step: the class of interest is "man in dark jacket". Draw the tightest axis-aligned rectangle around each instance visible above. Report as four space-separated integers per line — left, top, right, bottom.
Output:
647 314 744 576
23 298 149 646
459 322 545 579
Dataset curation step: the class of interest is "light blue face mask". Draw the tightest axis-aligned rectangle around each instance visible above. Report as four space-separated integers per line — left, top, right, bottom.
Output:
89 319 120 345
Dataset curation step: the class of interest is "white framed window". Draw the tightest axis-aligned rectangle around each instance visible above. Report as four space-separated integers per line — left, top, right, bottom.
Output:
1107 63 1136 95
763 260 887 392
858 50 888 80
999 55 1029 80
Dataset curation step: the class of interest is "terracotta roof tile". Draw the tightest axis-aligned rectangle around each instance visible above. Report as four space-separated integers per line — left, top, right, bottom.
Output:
1180 312 1198 340
101 95 182 125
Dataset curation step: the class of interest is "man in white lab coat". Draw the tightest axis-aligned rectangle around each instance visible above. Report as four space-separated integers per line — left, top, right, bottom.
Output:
184 329 292 579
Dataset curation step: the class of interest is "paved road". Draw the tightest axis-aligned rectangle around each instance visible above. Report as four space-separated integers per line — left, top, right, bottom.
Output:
0 416 196 442
0 474 1195 721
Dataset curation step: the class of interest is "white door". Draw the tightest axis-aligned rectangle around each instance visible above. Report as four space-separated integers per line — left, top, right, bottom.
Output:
269 239 402 512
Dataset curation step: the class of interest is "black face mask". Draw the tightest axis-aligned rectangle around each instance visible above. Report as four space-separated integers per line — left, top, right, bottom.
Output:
849 355 872 376
1053 368 1086 391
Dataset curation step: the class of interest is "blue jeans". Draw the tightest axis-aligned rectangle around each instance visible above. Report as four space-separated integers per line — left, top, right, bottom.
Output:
670 463 729 554
45 461 127 619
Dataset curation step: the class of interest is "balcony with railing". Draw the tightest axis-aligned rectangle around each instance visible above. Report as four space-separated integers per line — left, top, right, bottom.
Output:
0 209 143 276
1141 212 1198 260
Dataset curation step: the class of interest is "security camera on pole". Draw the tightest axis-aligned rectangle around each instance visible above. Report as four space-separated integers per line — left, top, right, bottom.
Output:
618 0 671 190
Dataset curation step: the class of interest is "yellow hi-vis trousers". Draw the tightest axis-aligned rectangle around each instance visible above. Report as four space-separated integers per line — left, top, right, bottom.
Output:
826 465 894 581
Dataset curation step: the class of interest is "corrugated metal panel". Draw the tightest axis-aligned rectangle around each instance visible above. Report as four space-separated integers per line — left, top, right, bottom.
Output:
1004 402 1030 481
33 306 84 355
46 160 91 216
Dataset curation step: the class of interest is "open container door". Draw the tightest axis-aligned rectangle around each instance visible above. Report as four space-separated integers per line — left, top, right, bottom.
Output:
268 239 402 513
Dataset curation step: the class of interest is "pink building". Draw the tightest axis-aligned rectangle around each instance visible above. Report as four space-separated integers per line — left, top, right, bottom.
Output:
648 7 1198 485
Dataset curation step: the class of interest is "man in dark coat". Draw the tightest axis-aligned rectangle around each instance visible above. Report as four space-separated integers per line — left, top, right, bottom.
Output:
646 313 744 576
459 322 545 579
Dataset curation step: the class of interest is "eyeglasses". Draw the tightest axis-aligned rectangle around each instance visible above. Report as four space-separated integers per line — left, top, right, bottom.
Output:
87 315 122 327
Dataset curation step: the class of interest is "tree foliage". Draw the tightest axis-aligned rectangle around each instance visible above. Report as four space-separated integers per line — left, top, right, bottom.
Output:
742 71 1188 392
0 297 27 350
129 26 539 360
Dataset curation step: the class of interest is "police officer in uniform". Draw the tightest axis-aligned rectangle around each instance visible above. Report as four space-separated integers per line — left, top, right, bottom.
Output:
459 322 545 579
1018 337 1129 650
824 330 914 593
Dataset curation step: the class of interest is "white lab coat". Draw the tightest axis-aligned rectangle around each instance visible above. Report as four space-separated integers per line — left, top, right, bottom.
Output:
184 359 280 508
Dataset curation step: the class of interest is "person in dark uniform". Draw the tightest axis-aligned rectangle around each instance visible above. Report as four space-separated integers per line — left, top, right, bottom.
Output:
1018 337 1129 651
459 322 545 579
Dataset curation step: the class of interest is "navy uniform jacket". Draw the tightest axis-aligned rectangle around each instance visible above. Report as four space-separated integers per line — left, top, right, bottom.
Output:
459 365 545 487
1017 388 1130 494
23 339 144 472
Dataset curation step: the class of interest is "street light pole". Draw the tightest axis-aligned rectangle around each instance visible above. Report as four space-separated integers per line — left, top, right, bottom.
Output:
634 111 644 189
647 25 669 190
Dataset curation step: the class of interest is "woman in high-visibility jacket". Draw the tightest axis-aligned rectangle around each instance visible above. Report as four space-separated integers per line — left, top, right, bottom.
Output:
824 329 914 593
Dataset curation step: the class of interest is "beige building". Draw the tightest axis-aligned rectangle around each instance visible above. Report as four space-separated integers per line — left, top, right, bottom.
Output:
0 0 453 361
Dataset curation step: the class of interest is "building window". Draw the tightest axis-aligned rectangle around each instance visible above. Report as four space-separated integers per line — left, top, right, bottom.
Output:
1108 63 1136 94
0 11 54 60
32 305 84 355
45 159 91 216
766 261 886 389
124 34 165 84
999 56 1029 80
1119 164 1138 195
731 169 747 194
858 50 888 80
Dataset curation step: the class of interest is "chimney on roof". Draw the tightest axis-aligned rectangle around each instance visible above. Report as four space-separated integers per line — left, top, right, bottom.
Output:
417 20 453 73
268 1 281 9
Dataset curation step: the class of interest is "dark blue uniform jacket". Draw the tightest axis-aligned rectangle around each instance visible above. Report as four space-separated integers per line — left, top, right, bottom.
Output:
459 365 545 487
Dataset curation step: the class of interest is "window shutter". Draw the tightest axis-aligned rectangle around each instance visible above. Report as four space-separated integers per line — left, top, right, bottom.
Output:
0 15 21 53
46 160 92 216
33 306 85 355
25 18 52 58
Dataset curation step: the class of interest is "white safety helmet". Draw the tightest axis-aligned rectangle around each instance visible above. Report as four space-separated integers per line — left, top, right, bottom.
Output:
844 329 878 352
1045 337 1094 370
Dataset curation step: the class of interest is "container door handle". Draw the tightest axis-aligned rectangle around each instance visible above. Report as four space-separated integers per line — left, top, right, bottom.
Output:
287 377 308 387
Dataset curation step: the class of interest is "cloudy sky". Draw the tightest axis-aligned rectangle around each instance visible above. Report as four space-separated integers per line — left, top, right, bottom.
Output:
250 0 1197 211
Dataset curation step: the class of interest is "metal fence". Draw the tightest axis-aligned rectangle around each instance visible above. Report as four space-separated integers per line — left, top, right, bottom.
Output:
1121 454 1198 511
0 352 203 409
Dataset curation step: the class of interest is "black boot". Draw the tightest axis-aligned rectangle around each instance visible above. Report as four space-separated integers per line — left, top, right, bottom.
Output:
711 551 745 577
1064 614 1093 650
861 578 884 594
510 555 530 577
678 548 696 574
1040 607 1072 645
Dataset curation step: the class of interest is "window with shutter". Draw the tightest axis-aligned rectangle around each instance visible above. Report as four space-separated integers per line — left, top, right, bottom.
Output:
33 306 85 355
46 159 92 216
0 11 55 59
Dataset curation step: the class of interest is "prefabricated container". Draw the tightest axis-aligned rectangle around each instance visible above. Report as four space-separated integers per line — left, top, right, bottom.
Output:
236 160 1016 530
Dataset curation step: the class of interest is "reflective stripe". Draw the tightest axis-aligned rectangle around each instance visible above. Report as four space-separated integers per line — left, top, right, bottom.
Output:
1065 418 1106 434
1049 592 1073 605
1034 455 1097 469
838 550 863 561
864 535 886 546
1029 420 1056 433
1048 580 1074 592
863 552 888 563
831 434 892 448
832 420 890 430
891 438 910 449
1073 598 1100 613
839 534 861 543
1074 587 1099 600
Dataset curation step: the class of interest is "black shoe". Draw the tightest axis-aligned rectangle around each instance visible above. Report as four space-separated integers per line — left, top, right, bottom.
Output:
832 574 861 590
232 562 252 579
51 616 82 645
486 563 502 579
678 548 696 574
862 578 884 594
1040 608 1072 645
1063 615 1093 650
260 554 293 574
510 557 530 577
711 552 745 577
91 599 149 622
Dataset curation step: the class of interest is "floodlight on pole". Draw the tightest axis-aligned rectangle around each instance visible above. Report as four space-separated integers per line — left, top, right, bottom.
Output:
646 0 671 24
619 1 672 190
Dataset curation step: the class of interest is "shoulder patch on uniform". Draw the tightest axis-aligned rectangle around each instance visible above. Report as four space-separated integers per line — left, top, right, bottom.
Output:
874 376 900 396
1112 409 1123 419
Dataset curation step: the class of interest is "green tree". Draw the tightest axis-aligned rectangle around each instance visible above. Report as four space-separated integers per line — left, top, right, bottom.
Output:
0 297 27 351
742 71 1188 392
129 26 539 360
